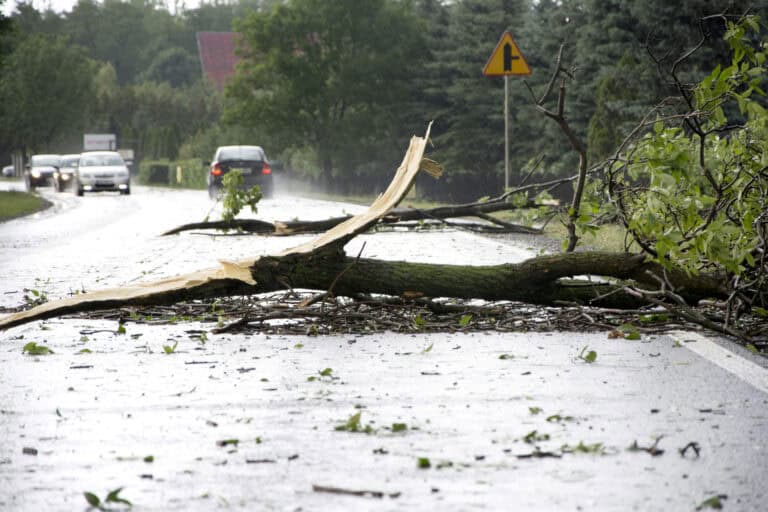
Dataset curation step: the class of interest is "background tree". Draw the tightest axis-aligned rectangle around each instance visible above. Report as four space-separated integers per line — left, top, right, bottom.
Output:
226 0 427 191
428 0 533 201
0 34 95 155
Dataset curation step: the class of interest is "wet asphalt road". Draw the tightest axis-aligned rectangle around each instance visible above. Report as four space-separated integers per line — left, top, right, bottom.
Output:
1 181 767 511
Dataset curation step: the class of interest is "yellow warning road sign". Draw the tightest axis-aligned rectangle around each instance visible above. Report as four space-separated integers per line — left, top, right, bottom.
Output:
482 32 531 76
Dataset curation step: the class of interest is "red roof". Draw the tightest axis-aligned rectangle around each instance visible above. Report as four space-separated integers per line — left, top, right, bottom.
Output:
196 32 242 90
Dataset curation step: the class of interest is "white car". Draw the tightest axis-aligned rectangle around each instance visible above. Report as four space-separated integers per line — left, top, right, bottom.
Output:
74 151 131 196
2 165 14 178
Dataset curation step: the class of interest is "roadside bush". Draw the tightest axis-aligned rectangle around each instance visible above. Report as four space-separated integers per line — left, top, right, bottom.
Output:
138 159 171 185
138 158 206 189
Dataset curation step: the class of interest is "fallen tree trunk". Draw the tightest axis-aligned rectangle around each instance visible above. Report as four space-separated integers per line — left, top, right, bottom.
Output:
161 200 545 236
0 250 727 331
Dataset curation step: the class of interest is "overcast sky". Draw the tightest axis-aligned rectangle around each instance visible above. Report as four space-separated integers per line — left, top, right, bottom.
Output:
2 0 201 17
3 0 79 16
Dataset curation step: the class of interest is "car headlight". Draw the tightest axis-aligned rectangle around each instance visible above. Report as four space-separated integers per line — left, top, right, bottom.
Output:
31 170 41 178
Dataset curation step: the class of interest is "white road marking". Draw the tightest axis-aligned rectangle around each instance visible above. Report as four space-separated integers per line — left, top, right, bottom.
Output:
670 330 768 394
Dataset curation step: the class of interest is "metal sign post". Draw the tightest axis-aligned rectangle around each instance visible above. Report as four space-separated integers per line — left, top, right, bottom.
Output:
504 75 509 190
482 32 531 192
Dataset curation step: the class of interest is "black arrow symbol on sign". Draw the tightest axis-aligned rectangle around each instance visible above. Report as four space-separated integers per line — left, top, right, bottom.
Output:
503 43 519 71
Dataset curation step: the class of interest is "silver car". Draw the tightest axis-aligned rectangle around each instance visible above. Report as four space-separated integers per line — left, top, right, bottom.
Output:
74 151 131 196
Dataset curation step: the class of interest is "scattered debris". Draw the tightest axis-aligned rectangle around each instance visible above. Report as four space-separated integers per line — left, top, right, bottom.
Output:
46 293 767 345
679 441 701 459
628 437 665 456
516 448 561 459
312 484 401 499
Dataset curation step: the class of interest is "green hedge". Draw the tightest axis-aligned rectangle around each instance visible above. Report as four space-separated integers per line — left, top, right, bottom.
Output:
138 158 207 189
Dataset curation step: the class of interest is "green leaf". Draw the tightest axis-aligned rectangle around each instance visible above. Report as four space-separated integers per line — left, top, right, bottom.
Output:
578 346 597 363
528 406 542 415
318 367 333 377
105 487 132 506
562 441 604 454
117 324 126 335
696 494 727 510
523 430 550 444
458 314 472 327
417 457 431 469
619 323 641 340
746 343 759 354
638 314 669 324
162 341 178 354
391 423 408 433
546 414 575 423
422 342 434 353
84 492 101 507
23 342 53 355
335 412 363 432
143 455 154 463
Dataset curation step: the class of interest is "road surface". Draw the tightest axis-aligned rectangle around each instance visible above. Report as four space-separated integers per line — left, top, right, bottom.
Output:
1 183 767 511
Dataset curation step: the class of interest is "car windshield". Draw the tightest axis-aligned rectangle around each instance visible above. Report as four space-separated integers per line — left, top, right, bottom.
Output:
219 147 264 161
80 154 124 167
31 156 61 167
62 157 79 167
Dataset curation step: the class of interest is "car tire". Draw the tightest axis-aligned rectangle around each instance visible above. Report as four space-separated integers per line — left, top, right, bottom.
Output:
120 186 130 195
75 182 84 196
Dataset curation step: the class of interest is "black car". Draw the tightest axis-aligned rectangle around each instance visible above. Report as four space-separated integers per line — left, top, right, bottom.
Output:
207 145 273 199
53 153 80 192
24 154 61 190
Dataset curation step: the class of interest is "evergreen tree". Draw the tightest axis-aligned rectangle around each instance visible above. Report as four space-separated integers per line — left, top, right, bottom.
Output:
431 0 534 201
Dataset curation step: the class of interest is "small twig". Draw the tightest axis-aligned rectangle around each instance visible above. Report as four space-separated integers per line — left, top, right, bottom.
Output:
679 441 701 459
474 213 542 234
312 485 401 499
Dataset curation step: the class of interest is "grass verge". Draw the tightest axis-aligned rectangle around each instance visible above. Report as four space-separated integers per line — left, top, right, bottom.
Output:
0 191 50 222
